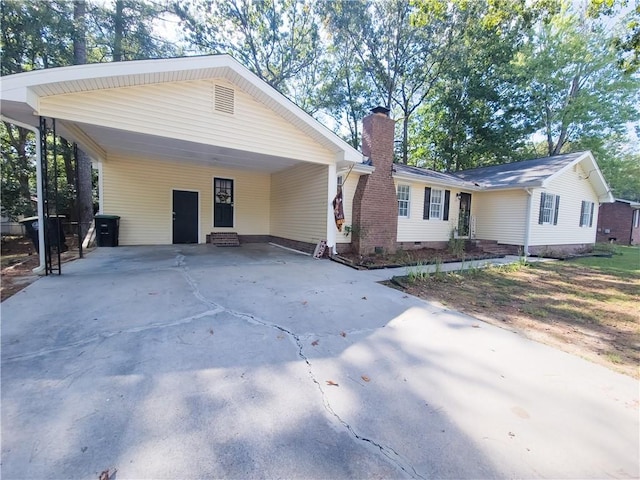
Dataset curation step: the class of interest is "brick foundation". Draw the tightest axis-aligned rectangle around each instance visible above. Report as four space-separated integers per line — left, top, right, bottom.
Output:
351 108 398 256
269 236 317 255
528 243 592 257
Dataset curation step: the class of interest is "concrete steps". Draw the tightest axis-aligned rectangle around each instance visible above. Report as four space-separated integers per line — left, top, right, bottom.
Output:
208 232 240 247
467 239 516 256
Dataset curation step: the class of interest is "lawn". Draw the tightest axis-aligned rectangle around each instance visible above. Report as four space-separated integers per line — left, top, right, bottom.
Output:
391 245 640 379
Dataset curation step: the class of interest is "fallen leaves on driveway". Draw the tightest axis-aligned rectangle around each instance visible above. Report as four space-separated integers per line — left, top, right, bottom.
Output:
361 375 370 382
311 340 319 346
326 380 339 386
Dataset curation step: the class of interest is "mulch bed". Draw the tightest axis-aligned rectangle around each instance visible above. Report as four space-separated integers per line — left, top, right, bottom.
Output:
332 247 504 270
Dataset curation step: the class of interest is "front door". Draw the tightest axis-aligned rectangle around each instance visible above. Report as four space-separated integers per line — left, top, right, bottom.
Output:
214 178 234 227
458 193 472 237
173 190 199 244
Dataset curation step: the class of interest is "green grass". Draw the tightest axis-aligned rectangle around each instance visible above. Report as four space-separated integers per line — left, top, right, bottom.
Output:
569 246 640 277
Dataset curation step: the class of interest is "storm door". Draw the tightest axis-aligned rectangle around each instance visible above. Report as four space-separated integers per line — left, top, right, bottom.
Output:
458 193 472 237
214 178 234 228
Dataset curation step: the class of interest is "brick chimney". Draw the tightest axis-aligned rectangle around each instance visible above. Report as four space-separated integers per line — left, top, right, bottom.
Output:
351 107 398 255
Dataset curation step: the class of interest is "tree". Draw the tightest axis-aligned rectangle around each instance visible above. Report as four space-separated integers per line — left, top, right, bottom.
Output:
175 0 321 101
512 8 640 156
322 0 458 164
409 0 564 171
90 0 177 62
0 0 75 219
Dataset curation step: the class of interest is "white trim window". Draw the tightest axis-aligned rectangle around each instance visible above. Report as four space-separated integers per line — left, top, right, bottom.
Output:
579 200 595 227
337 175 343 190
423 187 450 220
538 192 560 225
633 209 640 228
397 185 410 217
429 188 444 220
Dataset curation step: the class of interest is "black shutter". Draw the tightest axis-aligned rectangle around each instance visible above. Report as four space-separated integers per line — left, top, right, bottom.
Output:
423 187 431 220
443 190 450 221
538 192 546 224
589 202 594 227
553 195 560 225
579 201 586 226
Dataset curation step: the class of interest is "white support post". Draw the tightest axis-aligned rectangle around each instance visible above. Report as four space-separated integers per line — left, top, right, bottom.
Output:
327 163 337 254
0 116 46 274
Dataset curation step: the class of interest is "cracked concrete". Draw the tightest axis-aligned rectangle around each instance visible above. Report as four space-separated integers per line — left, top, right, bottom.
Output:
2 243 638 479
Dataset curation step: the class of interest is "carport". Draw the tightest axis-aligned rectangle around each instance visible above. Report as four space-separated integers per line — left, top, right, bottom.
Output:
0 55 363 271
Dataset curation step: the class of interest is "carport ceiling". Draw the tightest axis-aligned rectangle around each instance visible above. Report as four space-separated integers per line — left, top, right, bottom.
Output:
76 122 302 172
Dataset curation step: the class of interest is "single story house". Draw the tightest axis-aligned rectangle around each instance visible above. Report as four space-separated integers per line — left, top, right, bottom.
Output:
337 108 613 256
1 55 614 268
596 199 640 245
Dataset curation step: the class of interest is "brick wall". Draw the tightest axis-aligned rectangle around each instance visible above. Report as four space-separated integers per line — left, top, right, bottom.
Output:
596 202 634 245
351 109 398 255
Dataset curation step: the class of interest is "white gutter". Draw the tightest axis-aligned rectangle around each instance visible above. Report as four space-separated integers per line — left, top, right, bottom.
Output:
523 188 534 257
1 115 46 274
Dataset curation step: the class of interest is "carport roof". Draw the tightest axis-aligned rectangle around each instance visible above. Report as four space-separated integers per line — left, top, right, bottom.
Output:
0 54 363 165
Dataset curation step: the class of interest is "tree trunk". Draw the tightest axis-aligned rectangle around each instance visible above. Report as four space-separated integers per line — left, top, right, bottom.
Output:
73 1 86 65
114 0 124 62
73 0 93 239
401 113 409 164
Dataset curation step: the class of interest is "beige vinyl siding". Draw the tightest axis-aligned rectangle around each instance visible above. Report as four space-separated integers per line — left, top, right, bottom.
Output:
271 163 327 244
39 79 333 165
338 173 360 243
473 190 528 245
102 155 270 245
530 163 600 246
395 180 462 242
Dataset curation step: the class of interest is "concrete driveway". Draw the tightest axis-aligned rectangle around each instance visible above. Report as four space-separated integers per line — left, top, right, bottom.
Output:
1 244 638 479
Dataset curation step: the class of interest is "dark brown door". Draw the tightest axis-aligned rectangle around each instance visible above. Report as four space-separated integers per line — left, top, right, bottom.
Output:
214 178 234 227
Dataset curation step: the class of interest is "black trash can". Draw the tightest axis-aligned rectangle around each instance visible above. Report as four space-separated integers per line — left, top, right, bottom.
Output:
94 214 120 247
20 215 68 253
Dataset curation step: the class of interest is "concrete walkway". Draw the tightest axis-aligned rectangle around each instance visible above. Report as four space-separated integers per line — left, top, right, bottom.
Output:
1 244 638 479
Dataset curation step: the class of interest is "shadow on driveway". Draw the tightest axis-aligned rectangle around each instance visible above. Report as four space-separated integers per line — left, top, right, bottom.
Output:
2 244 638 479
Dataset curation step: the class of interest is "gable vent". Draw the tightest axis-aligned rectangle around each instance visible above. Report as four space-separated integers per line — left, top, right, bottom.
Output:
214 84 235 114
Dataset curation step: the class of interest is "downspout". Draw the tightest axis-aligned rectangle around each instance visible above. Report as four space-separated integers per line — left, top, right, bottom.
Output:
1 116 46 274
523 188 533 257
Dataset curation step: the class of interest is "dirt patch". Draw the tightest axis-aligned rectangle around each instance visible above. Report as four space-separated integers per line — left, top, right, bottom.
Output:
387 261 640 379
1 235 88 302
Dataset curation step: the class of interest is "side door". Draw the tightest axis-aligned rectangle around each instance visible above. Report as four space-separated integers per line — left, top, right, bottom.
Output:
214 178 234 228
173 190 199 244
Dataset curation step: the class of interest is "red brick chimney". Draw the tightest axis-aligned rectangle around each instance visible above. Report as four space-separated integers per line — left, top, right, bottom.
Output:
351 107 398 255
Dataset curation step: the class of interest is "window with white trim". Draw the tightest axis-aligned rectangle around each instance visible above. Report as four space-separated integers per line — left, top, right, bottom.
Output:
633 209 639 228
397 185 410 217
337 175 343 190
538 192 560 225
579 200 595 227
429 188 444 220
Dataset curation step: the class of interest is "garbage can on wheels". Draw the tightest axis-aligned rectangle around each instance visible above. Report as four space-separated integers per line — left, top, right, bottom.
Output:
94 215 120 247
20 215 68 253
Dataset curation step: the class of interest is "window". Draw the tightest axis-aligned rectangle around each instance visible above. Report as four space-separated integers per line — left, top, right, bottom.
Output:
397 185 410 217
430 189 443 219
579 201 595 227
337 175 343 190
633 210 639 228
538 192 560 225
423 187 450 220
